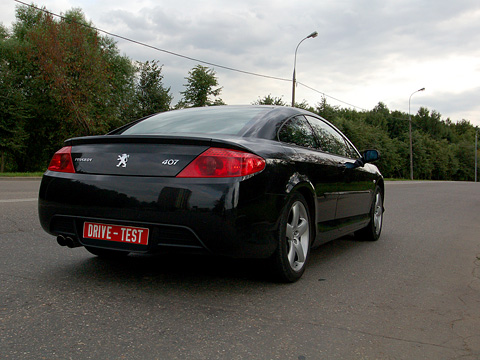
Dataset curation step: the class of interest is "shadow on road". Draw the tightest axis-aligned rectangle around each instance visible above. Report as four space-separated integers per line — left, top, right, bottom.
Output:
48 234 369 291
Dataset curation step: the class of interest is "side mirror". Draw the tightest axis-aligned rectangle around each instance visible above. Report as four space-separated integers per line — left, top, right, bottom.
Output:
362 149 380 164
344 149 380 169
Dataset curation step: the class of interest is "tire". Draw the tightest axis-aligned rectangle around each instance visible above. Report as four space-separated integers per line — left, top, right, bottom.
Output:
84 246 130 258
356 187 384 241
271 192 312 282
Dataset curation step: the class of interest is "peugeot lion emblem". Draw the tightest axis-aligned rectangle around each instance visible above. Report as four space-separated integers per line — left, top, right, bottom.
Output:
116 154 130 168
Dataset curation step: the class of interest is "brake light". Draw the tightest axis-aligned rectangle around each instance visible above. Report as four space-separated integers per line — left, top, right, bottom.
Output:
48 146 75 173
177 148 266 178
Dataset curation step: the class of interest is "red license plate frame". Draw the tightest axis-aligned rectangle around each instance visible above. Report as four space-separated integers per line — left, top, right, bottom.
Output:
83 222 149 245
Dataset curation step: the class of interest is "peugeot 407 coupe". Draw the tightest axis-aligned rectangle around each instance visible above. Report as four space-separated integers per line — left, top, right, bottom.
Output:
38 105 384 282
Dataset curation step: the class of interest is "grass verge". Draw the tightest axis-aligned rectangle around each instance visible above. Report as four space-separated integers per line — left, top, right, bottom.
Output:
0 172 44 177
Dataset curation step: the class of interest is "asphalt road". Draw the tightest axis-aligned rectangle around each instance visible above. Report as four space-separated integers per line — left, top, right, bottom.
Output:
1 178 479 360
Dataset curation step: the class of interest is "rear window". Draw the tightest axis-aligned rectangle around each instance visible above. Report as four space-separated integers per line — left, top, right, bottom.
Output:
120 107 269 136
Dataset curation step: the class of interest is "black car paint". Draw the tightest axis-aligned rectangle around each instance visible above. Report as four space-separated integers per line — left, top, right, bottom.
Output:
38 106 383 259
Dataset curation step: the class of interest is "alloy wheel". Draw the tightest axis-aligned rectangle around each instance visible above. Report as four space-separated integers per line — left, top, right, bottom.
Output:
285 201 310 272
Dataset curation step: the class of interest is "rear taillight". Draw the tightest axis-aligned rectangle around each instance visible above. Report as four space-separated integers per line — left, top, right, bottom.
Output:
48 146 75 173
177 148 266 178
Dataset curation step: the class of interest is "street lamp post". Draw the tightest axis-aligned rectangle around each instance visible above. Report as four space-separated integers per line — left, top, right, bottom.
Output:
408 87 425 180
292 31 318 107
475 128 478 183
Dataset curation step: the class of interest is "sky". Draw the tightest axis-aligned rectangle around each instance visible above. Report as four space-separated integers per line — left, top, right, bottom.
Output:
1 0 480 126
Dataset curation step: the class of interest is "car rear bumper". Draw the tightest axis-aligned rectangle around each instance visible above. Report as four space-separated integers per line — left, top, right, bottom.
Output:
38 171 285 258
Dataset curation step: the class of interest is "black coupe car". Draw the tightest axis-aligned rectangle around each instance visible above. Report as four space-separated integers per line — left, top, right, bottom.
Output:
39 105 384 282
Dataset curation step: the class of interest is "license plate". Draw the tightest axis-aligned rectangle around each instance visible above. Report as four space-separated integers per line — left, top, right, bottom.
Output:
83 222 149 245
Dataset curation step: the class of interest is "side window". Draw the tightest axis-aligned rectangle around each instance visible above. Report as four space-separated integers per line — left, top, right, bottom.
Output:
343 140 360 159
305 115 356 158
278 116 318 149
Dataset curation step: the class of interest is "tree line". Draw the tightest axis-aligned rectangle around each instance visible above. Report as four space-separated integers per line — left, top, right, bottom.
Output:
1 5 478 180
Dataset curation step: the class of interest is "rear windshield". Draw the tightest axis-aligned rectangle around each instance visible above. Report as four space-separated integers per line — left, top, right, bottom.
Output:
120 106 269 136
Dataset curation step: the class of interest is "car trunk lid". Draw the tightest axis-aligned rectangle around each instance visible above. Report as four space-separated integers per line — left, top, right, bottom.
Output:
66 135 215 177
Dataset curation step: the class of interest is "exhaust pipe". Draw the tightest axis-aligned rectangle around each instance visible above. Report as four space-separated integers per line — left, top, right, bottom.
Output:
57 235 81 248
57 235 67 247
65 236 81 248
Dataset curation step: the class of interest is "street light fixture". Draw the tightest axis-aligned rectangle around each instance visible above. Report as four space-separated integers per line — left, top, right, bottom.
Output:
475 128 478 183
292 31 318 107
408 87 425 180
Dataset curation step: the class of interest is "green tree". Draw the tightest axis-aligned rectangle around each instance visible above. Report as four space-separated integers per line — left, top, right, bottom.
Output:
453 139 476 181
100 35 137 129
252 94 287 106
366 102 389 129
133 60 172 117
386 110 409 139
0 24 28 172
315 96 339 121
1 5 136 171
23 8 130 135
333 114 404 178
178 65 224 107
294 100 315 112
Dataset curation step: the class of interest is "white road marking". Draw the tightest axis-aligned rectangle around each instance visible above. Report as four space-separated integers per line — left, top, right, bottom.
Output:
0 198 38 203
